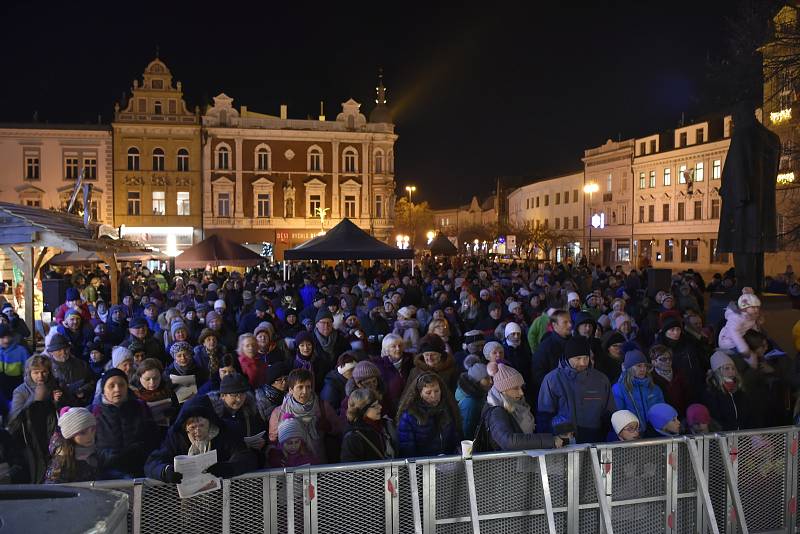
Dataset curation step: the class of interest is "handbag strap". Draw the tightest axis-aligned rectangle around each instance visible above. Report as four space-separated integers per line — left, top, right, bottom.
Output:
354 430 385 460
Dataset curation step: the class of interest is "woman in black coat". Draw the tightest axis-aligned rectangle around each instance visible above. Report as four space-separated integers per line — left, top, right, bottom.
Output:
92 369 160 478
340 388 397 462
702 351 756 431
145 400 258 482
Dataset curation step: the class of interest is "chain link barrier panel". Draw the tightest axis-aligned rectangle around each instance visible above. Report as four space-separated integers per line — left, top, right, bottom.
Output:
64 426 800 534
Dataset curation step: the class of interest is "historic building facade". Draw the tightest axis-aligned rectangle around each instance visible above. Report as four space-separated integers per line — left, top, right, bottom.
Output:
112 58 202 253
201 82 397 259
0 124 113 223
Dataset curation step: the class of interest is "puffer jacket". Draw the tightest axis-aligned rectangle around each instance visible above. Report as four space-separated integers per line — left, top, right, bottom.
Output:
611 376 665 430
92 396 159 477
718 304 758 354
397 401 459 458
0 342 28 400
455 373 486 439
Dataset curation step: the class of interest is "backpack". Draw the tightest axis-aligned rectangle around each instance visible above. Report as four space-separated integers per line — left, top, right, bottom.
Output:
471 406 500 454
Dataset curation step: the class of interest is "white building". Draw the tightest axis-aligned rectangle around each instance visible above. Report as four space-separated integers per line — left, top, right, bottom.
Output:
0 124 113 223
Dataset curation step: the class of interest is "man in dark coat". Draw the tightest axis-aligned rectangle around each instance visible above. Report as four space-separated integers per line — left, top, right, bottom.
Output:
717 101 781 292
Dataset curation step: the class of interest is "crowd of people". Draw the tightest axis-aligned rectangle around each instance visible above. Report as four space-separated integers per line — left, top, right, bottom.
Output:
0 257 795 485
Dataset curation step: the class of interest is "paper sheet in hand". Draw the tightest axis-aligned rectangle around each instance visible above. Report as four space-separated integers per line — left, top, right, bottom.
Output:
147 398 172 426
170 374 198 403
243 430 266 448
174 450 221 499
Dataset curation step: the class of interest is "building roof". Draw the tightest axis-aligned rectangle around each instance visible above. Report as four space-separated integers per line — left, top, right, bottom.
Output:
0 123 111 131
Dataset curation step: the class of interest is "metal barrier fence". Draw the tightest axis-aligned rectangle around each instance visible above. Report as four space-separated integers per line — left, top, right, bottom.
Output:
66 426 800 534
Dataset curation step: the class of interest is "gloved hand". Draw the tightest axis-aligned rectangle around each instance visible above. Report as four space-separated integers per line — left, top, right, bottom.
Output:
162 465 183 484
204 462 234 478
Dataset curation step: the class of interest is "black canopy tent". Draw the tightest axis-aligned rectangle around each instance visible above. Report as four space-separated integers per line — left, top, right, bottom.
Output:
284 218 414 260
429 232 458 256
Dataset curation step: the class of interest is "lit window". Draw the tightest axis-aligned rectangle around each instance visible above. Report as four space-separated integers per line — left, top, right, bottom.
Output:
177 192 190 215
681 239 699 262
712 160 721 180
639 172 646 189
679 165 687 184
665 239 674 262
649 170 656 188
177 149 190 171
695 162 704 182
711 239 729 263
152 191 165 215
663 168 671 186
127 147 140 171
127 191 141 215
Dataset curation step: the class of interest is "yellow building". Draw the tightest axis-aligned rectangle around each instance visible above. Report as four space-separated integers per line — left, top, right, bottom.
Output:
112 57 202 252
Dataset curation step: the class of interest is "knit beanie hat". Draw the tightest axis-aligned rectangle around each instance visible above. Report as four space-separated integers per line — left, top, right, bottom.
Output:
265 361 293 385
170 341 193 359
710 350 734 372
564 337 590 360
567 292 580 303
419 334 445 355
647 403 678 432
738 293 761 310
508 301 522 314
504 322 522 338
487 362 524 392
64 308 82 321
315 308 333 323
611 410 639 436
101 368 128 390
464 354 489 383
58 407 96 440
294 330 314 347
352 361 381 382
254 321 275 338
214 299 226 310
660 317 682 334
170 320 187 338
278 417 306 445
47 333 71 353
686 403 711 426
198 328 217 344
483 341 503 359
602 332 625 350
205 311 221 324
111 346 134 368
623 349 647 370
613 314 632 331
220 373 250 394
66 287 81 302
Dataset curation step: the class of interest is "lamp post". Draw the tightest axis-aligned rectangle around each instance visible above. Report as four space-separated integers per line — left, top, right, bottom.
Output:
405 185 416 203
583 182 599 264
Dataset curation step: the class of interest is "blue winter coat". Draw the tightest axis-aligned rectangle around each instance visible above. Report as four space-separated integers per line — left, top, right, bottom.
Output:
455 374 485 439
537 361 615 444
397 403 458 458
611 376 664 430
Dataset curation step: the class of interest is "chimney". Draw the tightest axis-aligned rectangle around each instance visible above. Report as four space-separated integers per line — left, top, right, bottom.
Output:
280 105 287 120
319 101 325 121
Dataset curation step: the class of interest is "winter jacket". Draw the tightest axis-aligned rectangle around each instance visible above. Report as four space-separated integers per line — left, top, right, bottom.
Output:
485 405 556 452
0 428 28 483
44 431 99 484
455 373 486 439
611 377 665 431
49 356 96 407
397 402 459 458
502 340 534 402
406 351 459 396
537 361 615 444
122 334 168 366
718 304 759 354
0 342 28 400
531 331 570 394
93 396 159 477
198 391 266 444
238 354 268 389
392 320 421 353
254 383 285 422
701 384 756 432
6 396 57 482
657 333 709 404
320 369 348 417
55 324 94 362
292 352 330 394
652 370 690 418
312 330 351 368
340 418 397 463
372 355 410 414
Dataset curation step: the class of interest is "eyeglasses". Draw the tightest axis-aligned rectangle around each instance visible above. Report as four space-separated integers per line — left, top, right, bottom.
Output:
368 402 382 410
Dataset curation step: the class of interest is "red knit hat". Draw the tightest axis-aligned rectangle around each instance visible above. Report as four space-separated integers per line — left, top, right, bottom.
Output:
686 403 711 426
487 362 524 392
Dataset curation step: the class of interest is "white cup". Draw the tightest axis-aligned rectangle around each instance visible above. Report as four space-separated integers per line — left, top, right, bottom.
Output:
461 439 474 458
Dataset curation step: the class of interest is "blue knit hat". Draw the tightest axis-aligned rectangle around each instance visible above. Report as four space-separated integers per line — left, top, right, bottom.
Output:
623 349 647 370
66 287 80 302
647 403 678 435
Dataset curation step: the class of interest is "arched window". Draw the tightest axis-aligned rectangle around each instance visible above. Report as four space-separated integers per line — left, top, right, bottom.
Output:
343 148 358 173
152 148 165 171
308 146 323 172
127 147 140 171
216 145 230 170
375 150 384 174
177 148 190 172
255 145 271 171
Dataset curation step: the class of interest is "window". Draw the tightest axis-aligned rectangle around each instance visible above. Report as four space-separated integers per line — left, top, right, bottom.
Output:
137 98 146 113
257 193 271 218
607 173 612 192
177 192 190 215
152 148 165 171
375 195 383 218
217 192 231 217
712 160 721 179
127 191 141 215
696 128 704 143
677 202 685 221
152 191 165 215
153 80 163 89
639 172 646 189
544 218 549 228
64 156 79 180
177 148 190 171
711 239 729 263
25 155 40 180
679 165 687 184
648 204 655 222
535 196 540 208
694 200 702 220
564 191 569 204
695 162 704 182
573 189 578 202
309 194 321 216
621 204 627 224
555 192 560 205
24 199 41 207
256 147 271 171
555 218 561 229
649 139 656 153
217 146 230 170
544 195 549 206
639 206 645 223
639 141 646 155
681 239 699 263
127 147 140 171
711 198 720 219
344 195 357 218
83 157 97 180
662 203 670 221
679 132 687 147
168 100 176 114
343 149 357 173
664 168 671 186
616 240 631 262
375 152 384 174
664 239 674 262
309 148 322 172
154 101 162 115
649 170 656 188
526 198 530 209
573 215 579 228
563 216 569 229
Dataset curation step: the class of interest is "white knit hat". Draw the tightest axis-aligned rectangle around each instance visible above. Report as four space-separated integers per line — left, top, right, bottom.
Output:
738 293 761 310
567 292 580 303
59 407 96 440
611 410 639 436
111 346 133 368
508 301 522 314
278 417 306 444
504 322 522 338
214 299 226 310
710 350 735 372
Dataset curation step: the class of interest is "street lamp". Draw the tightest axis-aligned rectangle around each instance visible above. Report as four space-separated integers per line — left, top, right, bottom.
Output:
583 182 599 264
396 234 410 249
405 185 416 203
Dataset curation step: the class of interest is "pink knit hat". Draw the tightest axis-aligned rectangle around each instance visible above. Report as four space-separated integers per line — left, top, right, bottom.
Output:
487 362 524 392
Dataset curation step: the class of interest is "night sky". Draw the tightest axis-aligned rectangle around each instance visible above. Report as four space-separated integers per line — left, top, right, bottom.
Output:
0 1 768 207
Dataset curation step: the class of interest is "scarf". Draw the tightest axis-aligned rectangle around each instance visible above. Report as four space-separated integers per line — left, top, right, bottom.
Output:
294 353 312 372
135 386 170 403
262 384 285 406
284 394 321 442
75 444 96 462
98 310 109 323
314 329 339 360
188 423 220 456
654 367 673 382
206 348 221 377
391 358 403 371
486 386 536 434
